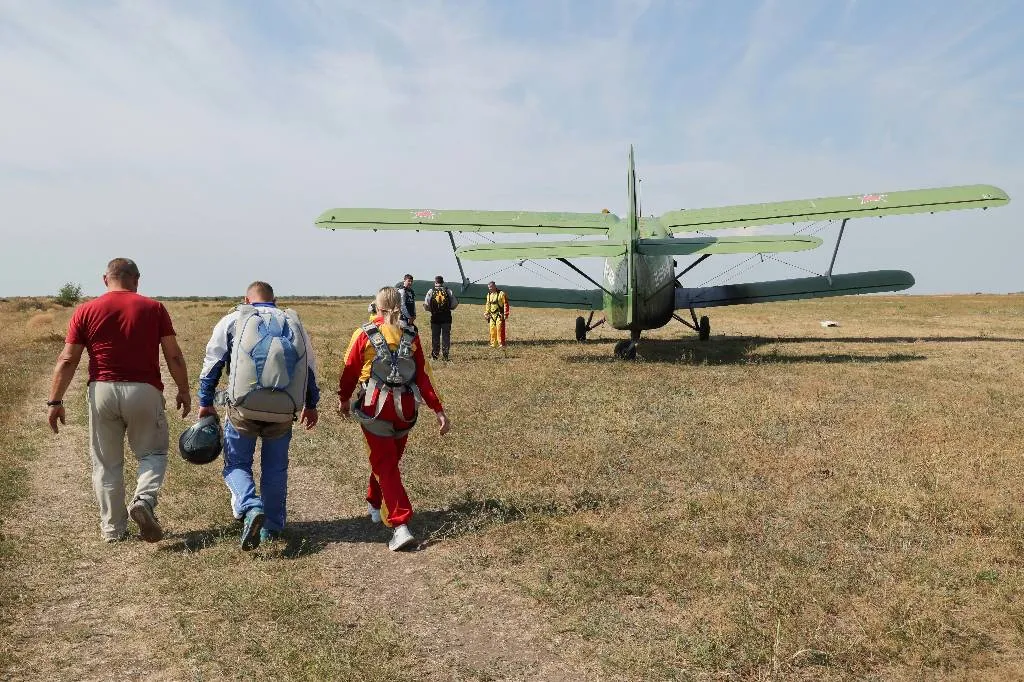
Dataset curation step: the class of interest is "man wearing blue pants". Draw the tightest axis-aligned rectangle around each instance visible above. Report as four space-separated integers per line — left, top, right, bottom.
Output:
197 281 319 550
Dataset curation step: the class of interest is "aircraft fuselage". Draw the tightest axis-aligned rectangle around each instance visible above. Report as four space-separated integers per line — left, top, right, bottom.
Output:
602 215 677 332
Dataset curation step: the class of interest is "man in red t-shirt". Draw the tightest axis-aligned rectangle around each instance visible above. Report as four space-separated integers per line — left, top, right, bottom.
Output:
47 258 191 543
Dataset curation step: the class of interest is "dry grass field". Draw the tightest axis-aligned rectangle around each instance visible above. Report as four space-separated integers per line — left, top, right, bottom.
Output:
1 293 1023 681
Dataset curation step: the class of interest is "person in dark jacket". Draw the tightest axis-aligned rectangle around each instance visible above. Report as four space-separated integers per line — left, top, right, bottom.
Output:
395 274 416 326
422 275 459 361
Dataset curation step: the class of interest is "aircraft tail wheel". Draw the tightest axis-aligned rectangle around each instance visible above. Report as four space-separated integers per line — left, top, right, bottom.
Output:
575 316 587 342
698 315 710 341
613 339 637 360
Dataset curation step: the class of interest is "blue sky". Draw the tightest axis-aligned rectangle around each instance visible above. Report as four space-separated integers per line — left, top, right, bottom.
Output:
0 0 1021 297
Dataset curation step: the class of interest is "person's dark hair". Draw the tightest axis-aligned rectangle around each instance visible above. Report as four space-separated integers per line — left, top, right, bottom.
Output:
434 275 444 284
488 281 496 286
247 281 275 301
106 258 140 281
403 274 413 281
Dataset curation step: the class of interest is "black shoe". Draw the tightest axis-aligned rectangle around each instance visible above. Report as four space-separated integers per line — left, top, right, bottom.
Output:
128 498 163 543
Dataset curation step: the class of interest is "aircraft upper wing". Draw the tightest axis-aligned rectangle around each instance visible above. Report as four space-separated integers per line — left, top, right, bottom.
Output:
315 208 617 235
659 184 1009 233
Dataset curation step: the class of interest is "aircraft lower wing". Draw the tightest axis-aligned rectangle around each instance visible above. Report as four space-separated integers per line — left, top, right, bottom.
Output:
675 270 915 309
659 184 1009 233
455 240 626 261
454 234 823 261
316 208 617 235
413 281 603 310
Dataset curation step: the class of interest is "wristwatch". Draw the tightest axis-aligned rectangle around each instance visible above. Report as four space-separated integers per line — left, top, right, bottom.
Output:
46 400 63 407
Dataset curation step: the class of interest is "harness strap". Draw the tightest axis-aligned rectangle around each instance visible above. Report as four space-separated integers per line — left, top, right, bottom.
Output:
350 399 417 438
485 291 507 321
356 322 423 436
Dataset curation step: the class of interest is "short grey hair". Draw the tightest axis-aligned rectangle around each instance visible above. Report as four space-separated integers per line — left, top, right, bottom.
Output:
106 258 140 280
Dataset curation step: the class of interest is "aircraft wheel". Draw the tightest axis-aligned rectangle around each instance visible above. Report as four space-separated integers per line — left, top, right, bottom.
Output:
613 339 637 360
698 315 710 341
575 316 587 342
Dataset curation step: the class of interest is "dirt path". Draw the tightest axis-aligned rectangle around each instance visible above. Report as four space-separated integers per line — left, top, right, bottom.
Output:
283 458 600 680
2 372 189 682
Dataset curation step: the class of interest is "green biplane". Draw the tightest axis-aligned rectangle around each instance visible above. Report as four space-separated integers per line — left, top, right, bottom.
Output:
315 148 1009 358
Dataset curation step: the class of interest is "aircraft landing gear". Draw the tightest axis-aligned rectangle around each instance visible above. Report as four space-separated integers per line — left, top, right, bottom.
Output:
575 311 606 342
614 330 641 360
672 308 711 341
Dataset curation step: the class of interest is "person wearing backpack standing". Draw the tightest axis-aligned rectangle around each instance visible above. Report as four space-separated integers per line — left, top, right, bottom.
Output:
484 281 511 349
47 258 192 544
197 281 320 550
423 275 459 362
337 286 450 551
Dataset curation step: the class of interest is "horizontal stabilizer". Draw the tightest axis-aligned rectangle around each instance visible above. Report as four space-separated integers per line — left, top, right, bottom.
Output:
455 240 626 261
637 235 822 257
660 184 1009 233
675 270 915 309
316 208 616 235
410 281 602 310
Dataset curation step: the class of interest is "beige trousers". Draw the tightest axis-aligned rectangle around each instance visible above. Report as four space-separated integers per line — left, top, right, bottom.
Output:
87 381 169 538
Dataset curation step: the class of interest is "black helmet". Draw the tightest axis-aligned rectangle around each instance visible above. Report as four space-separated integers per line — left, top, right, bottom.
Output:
178 414 223 464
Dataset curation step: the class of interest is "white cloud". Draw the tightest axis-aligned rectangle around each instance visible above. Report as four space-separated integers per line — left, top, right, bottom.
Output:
0 0 1020 297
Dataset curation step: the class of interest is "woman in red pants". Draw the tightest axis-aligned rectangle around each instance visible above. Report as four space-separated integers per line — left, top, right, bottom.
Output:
337 286 450 551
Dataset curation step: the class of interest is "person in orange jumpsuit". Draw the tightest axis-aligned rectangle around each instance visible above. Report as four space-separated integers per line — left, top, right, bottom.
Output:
484 281 511 348
337 286 450 551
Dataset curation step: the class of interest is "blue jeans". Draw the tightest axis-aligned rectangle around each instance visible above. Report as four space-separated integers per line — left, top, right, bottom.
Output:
223 419 292 532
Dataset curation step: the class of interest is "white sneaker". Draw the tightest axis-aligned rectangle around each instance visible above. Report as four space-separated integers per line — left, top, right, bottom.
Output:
388 524 416 551
367 503 381 524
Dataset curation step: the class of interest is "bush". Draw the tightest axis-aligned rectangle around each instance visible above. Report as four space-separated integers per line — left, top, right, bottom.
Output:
15 299 46 312
55 282 82 307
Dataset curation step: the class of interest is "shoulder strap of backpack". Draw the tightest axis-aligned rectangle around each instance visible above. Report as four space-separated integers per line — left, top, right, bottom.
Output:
397 325 417 360
362 321 389 356
361 322 396 363
282 307 305 339
232 304 257 339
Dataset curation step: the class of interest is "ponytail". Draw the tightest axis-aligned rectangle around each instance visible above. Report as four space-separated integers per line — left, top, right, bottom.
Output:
374 286 403 332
